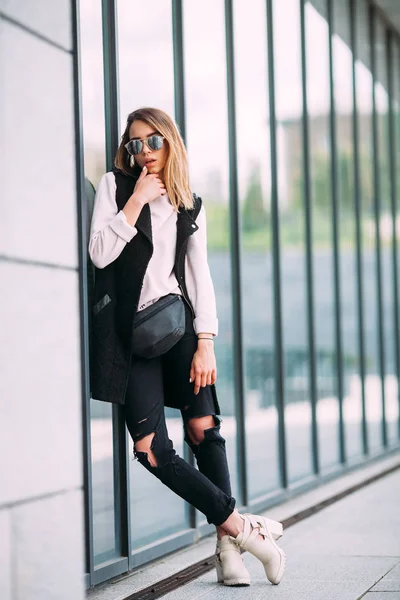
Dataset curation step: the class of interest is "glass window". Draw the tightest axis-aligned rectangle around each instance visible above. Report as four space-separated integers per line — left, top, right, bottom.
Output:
80 0 106 188
392 39 400 444
356 0 381 451
80 0 120 566
233 0 279 499
375 19 397 446
183 0 241 510
333 1 363 459
274 0 313 482
117 0 188 550
117 0 175 118
305 1 340 470
89 401 119 563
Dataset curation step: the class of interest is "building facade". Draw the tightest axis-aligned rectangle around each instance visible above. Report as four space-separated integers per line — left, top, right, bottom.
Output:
79 0 400 588
2 0 400 597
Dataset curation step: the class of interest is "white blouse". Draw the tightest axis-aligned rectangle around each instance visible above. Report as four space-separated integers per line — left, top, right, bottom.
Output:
88 172 218 336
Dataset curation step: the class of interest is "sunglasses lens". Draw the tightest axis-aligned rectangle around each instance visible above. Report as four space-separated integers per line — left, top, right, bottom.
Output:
148 135 164 151
129 140 142 155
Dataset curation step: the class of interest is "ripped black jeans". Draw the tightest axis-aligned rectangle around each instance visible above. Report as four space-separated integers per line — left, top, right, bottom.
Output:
122 301 236 527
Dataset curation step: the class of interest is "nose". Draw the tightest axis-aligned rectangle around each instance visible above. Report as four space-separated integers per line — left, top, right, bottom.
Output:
141 140 152 155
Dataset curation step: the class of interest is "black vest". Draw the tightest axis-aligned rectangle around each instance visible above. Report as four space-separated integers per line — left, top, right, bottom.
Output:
90 169 203 405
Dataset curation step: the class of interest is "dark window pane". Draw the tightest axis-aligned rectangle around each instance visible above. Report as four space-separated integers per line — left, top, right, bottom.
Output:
375 18 397 445
274 0 313 482
333 1 363 459
306 1 340 470
184 0 241 510
117 0 188 550
234 0 280 498
356 0 382 450
80 0 120 566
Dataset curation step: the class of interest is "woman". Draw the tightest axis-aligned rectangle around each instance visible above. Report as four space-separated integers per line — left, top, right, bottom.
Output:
89 107 286 586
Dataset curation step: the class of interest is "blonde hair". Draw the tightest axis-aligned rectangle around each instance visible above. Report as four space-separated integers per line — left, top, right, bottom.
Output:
115 107 194 211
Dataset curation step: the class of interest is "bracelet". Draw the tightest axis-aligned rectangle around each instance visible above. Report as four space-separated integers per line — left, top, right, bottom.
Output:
198 337 214 341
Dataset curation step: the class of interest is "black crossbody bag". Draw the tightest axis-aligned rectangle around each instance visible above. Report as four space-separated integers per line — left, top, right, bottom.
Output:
131 293 186 359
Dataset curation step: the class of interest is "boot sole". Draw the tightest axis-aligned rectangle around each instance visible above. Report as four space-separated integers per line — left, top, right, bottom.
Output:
221 578 251 586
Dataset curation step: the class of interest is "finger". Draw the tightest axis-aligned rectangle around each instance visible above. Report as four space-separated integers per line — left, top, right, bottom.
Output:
189 363 195 384
211 369 217 385
137 165 147 180
201 373 207 388
194 373 202 395
206 372 212 385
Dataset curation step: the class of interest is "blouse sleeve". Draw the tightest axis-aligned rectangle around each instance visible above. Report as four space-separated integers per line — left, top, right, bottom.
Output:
88 172 138 269
185 204 219 336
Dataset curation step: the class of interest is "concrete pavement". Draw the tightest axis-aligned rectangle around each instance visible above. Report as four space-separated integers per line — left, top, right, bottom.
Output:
161 469 400 600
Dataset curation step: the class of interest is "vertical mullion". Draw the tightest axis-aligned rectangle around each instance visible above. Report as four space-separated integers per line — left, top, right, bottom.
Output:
370 5 388 448
266 0 287 489
350 0 368 456
387 31 400 442
224 0 248 507
102 0 132 565
300 0 319 475
102 0 120 169
172 1 186 142
172 0 196 530
72 0 94 583
327 0 346 464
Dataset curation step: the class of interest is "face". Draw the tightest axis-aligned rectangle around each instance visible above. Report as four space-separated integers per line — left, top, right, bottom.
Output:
128 119 168 177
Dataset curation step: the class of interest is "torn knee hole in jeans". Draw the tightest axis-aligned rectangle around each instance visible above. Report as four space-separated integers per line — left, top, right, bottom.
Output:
133 431 158 468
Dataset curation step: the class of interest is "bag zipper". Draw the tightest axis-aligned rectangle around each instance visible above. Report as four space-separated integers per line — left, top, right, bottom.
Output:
133 294 181 328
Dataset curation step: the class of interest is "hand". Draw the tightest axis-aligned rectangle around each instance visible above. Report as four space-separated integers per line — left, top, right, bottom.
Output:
189 341 217 395
131 165 166 205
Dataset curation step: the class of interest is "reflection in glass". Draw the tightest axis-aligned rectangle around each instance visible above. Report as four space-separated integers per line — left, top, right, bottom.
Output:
234 0 279 499
80 0 120 566
274 0 313 482
117 0 188 549
356 0 381 451
184 0 240 511
333 3 363 460
129 422 188 550
90 400 118 563
79 0 106 187
305 1 339 470
392 40 400 444
117 0 175 119
375 20 397 446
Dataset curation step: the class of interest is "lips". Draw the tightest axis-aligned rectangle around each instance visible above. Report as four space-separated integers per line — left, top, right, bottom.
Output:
145 159 156 165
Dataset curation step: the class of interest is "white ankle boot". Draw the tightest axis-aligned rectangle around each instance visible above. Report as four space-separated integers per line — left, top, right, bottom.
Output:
215 535 251 586
231 514 286 585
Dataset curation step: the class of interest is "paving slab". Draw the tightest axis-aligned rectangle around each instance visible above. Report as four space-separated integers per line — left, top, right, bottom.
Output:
362 593 400 599
87 457 400 600
370 562 400 592
162 470 400 600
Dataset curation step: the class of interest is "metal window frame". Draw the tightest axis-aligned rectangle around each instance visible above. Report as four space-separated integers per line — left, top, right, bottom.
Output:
327 0 346 465
71 0 94 583
350 0 369 456
102 0 133 577
224 0 248 508
266 0 288 489
172 0 196 530
300 0 320 476
369 3 388 448
387 31 400 442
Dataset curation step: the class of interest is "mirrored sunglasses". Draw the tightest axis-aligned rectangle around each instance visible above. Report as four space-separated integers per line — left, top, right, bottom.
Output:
125 134 165 155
